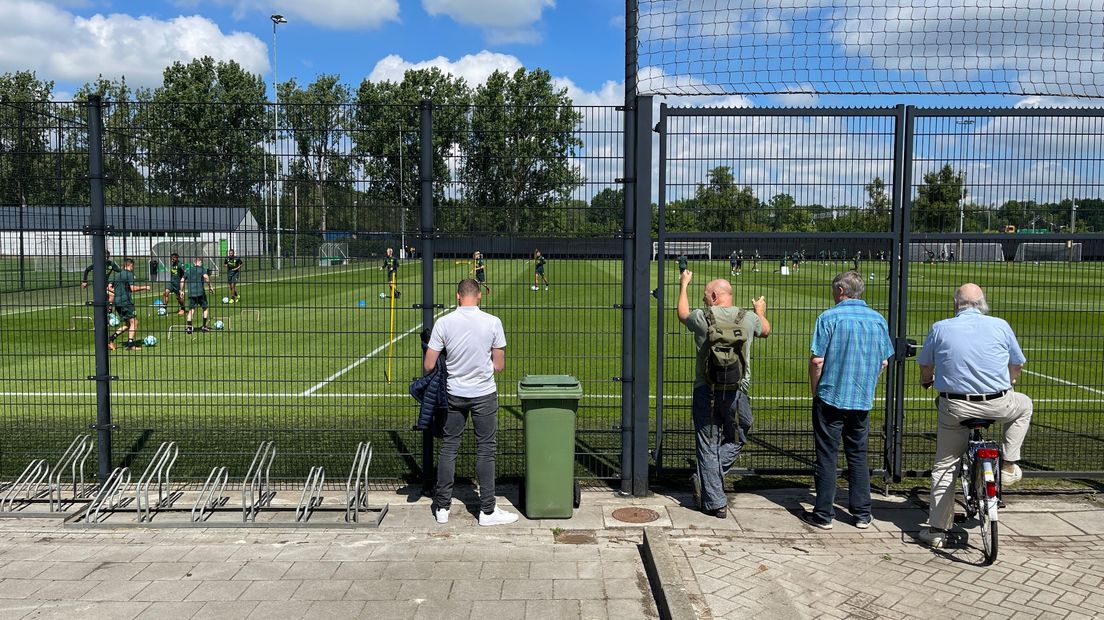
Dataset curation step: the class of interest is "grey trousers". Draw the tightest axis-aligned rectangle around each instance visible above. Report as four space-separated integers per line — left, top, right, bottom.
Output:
692 384 753 511
435 392 499 514
928 390 1033 530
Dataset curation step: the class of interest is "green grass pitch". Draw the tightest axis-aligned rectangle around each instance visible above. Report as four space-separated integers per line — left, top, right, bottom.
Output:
1 256 1101 483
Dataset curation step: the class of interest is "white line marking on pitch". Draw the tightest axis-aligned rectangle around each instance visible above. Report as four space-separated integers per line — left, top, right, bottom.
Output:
1020 369 1104 397
300 307 452 396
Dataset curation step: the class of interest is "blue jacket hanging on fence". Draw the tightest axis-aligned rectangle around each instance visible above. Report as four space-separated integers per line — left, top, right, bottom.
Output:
410 331 447 437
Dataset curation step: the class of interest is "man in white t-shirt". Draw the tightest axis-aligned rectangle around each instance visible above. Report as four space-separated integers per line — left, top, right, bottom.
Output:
423 279 517 526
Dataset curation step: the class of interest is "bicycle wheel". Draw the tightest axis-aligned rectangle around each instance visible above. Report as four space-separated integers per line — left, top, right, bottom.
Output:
959 457 977 519
975 464 998 565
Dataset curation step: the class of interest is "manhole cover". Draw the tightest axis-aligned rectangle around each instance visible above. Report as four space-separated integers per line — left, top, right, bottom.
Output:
611 507 661 523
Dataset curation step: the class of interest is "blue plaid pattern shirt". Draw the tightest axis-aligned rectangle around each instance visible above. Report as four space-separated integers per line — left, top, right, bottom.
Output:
810 300 895 411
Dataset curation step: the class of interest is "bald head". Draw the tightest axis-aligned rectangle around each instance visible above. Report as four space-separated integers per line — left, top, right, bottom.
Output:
703 278 734 307
954 283 989 314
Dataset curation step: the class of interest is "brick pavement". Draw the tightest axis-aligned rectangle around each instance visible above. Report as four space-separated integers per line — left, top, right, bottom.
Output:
0 487 1099 619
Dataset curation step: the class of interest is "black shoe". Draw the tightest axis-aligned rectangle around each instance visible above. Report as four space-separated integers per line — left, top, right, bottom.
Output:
800 511 833 530
690 473 702 510
200 326 211 333
705 505 728 519
185 327 193 335
125 343 143 351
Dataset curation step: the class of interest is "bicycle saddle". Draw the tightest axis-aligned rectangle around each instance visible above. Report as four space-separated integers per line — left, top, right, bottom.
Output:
960 418 995 429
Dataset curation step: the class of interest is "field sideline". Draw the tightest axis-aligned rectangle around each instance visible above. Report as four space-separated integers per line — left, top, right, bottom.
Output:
1 257 1101 481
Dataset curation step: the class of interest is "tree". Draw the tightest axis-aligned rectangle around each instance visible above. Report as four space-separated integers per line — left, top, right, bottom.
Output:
355 67 471 233
0 71 54 207
462 68 583 234
587 187 623 232
279 75 352 232
864 176 891 230
75 76 146 208
911 164 964 232
142 57 268 214
692 166 761 231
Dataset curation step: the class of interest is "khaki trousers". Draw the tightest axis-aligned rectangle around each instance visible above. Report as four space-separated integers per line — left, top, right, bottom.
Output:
928 390 1033 530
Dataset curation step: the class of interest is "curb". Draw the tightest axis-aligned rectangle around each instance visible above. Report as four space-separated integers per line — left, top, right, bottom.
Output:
641 527 700 620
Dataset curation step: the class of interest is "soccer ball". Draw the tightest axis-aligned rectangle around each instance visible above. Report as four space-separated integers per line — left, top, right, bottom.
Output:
157 307 168 316
108 313 120 327
869 274 875 281
143 335 158 347
531 285 539 291
378 292 387 299
213 320 225 330
222 296 230 304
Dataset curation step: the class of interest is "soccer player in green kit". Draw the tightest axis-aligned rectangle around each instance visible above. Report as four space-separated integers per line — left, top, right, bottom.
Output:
162 252 187 315
532 249 549 291
81 251 122 311
470 251 491 294
223 249 243 303
181 257 214 334
380 247 400 299
107 259 151 351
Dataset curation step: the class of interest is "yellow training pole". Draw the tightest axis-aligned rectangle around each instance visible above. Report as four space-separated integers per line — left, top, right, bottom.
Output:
386 271 396 384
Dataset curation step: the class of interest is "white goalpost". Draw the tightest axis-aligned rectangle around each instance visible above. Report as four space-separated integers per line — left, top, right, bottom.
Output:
652 241 712 260
1014 242 1082 262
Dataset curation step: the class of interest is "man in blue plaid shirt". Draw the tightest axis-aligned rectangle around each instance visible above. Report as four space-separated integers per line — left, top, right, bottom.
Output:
802 271 895 530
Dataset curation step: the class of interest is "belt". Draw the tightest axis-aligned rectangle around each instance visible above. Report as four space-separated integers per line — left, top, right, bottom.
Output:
939 390 1007 402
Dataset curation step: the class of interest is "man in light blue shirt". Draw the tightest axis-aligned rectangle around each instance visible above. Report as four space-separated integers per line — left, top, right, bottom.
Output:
804 271 894 530
915 283 1033 548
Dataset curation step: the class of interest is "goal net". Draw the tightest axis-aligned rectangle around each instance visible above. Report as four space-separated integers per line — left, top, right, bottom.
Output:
908 243 947 262
653 241 712 260
1014 242 1082 262
319 242 349 267
151 241 219 280
958 242 1005 262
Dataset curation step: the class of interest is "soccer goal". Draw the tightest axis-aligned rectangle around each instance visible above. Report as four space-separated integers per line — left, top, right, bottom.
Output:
908 243 947 262
319 242 349 267
958 242 1005 262
1014 242 1082 262
652 241 712 260
151 241 220 280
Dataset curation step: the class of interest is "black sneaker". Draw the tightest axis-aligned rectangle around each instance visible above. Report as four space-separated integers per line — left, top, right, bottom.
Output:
800 511 833 530
185 327 193 335
706 505 728 519
125 343 143 351
200 326 211 333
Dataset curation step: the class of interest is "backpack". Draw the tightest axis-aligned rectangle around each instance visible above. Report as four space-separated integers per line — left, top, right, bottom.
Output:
702 306 749 390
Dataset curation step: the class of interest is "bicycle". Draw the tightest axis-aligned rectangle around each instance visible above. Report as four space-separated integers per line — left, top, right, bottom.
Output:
957 418 1003 565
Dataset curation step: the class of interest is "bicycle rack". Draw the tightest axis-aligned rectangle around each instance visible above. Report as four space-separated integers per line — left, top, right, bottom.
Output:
242 441 276 522
191 466 229 523
60 440 387 529
345 442 373 523
135 442 181 522
48 435 95 512
295 467 326 523
84 467 132 524
0 459 49 513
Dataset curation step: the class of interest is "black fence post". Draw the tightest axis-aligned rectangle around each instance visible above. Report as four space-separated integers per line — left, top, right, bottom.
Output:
419 100 436 492
620 101 637 496
632 95 653 496
884 103 908 485
87 95 114 481
890 105 916 483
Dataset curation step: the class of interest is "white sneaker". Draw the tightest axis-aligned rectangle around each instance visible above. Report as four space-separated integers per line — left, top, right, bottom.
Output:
434 506 449 524
1002 464 1023 486
478 506 519 526
917 528 945 548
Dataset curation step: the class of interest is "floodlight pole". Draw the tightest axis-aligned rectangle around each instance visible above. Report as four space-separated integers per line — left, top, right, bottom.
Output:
272 14 287 269
399 128 406 258
957 119 974 261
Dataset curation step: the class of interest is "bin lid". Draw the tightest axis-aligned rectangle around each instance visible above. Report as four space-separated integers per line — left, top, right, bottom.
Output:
517 374 583 399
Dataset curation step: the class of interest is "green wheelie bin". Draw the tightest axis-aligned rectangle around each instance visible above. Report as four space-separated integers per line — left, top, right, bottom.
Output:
518 374 583 518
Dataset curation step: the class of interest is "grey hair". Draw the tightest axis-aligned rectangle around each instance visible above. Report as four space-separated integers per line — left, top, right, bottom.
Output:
832 271 865 299
954 289 989 314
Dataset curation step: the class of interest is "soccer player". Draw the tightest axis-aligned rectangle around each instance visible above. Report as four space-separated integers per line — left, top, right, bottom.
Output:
381 247 400 299
752 249 761 272
677 254 688 275
852 250 862 273
108 259 151 351
223 249 243 303
791 252 801 272
81 251 122 311
162 252 187 315
730 249 743 276
182 257 213 334
470 251 492 294
533 249 549 290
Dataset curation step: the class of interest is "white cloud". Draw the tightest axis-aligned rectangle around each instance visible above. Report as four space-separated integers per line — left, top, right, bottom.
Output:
0 0 268 90
422 0 553 44
368 51 524 86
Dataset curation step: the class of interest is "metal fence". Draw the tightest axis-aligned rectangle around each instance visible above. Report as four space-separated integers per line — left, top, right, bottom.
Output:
3 97 1103 494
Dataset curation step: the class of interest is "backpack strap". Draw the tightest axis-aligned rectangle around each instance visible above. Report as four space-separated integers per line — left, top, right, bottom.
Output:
703 306 716 328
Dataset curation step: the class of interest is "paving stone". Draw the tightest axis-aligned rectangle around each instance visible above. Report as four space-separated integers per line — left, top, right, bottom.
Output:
183 580 250 602
343 579 403 601
195 600 258 619
448 579 503 601
398 579 453 602
0 580 47 600
78 580 149 602
132 580 200 602
238 580 299 602
306 600 366 617
331 561 385 581
525 599 580 619
134 601 205 620
281 560 338 580
28 600 151 619
230 561 292 581
501 579 553 600
133 563 196 581
247 600 315 618
289 579 351 601
1001 513 1085 537
479 562 530 580
552 579 605 600
412 599 472 619
529 561 575 580
429 561 483 580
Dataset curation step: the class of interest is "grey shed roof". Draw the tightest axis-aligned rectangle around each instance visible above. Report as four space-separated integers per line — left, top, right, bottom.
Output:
0 206 254 233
